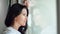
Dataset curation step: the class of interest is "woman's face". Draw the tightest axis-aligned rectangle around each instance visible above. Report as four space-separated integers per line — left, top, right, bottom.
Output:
15 8 28 26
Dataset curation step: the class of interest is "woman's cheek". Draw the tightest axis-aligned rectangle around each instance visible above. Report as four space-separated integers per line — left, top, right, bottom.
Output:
21 16 26 25
19 16 25 25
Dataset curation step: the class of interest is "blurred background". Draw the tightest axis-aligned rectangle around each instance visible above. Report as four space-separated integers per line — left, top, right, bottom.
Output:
0 0 57 34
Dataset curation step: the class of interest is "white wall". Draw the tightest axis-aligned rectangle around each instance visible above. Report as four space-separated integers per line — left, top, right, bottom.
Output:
0 0 8 34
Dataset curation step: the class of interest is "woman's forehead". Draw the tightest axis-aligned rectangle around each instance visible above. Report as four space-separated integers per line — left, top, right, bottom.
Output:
21 8 27 14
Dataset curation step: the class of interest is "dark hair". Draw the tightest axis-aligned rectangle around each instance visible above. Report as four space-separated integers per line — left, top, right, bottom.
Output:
5 3 29 34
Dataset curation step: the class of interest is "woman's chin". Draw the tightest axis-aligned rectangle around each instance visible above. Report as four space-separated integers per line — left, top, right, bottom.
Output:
22 24 26 26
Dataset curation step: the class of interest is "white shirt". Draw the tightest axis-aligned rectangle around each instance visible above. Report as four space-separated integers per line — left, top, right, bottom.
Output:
3 26 21 34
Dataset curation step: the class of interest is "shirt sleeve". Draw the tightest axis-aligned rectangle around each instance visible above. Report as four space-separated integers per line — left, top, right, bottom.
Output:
3 30 18 34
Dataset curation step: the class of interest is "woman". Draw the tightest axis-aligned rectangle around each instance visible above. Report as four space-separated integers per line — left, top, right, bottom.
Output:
3 3 29 34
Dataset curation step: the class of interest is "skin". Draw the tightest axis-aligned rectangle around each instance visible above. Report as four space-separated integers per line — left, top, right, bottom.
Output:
12 8 28 30
23 0 29 8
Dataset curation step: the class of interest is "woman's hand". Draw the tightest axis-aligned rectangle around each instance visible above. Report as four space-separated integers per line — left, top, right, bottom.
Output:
23 0 29 8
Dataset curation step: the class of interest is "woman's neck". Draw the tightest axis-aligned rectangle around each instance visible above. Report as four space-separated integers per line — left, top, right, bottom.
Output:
12 22 21 30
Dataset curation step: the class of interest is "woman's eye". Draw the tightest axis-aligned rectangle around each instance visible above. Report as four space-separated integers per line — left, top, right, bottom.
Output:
23 14 25 15
23 14 26 16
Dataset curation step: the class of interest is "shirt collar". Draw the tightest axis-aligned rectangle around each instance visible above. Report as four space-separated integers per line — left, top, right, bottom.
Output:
7 26 21 34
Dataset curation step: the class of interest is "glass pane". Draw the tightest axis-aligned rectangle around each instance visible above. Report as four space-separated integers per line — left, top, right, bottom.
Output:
27 0 57 34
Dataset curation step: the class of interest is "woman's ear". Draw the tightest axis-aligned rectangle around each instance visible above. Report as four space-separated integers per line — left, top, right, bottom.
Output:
14 17 17 22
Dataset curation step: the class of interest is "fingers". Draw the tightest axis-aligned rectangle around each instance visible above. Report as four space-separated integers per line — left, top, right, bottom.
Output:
23 0 29 8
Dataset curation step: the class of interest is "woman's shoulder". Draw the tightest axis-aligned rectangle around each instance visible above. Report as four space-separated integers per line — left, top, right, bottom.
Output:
3 27 15 34
3 27 21 34
3 30 14 34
